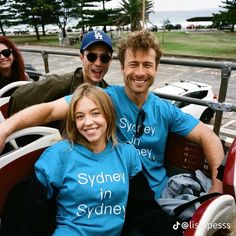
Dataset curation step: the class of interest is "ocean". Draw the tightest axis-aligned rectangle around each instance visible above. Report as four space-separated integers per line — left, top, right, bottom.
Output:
28 8 221 31
65 8 219 29
148 9 219 28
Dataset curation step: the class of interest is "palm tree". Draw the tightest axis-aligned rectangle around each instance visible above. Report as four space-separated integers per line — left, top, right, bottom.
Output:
116 0 154 31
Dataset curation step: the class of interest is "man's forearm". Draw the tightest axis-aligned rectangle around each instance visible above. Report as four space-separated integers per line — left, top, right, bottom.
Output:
187 122 224 183
0 98 68 154
1 103 54 138
204 134 224 180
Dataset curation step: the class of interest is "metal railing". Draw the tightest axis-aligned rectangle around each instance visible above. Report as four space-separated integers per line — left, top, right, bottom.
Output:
20 48 236 136
155 58 236 135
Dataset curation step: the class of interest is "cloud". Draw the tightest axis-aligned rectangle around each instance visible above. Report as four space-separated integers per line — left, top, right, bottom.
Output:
154 0 222 11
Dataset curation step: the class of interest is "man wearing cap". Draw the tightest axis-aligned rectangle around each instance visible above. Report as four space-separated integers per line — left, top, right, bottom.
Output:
8 30 113 131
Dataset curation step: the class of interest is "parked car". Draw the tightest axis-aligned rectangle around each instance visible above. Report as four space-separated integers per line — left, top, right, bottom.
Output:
46 28 59 34
165 24 182 31
186 24 195 29
149 25 158 32
10 28 29 35
218 24 234 31
153 80 217 124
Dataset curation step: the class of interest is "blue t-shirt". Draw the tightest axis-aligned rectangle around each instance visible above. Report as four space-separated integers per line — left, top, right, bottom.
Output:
35 140 141 236
64 85 199 199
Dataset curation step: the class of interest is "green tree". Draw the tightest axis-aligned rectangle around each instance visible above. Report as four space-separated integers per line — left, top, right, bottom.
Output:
76 0 120 33
213 0 236 31
10 0 59 40
11 0 41 40
76 0 101 32
53 0 82 37
33 0 60 36
162 18 170 29
10 0 80 39
0 0 15 35
116 0 154 31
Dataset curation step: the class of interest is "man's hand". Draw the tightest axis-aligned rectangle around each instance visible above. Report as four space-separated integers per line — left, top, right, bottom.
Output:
208 178 223 194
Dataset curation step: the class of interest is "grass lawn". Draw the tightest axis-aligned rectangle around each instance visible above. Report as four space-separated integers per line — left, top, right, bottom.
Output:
8 30 236 60
9 34 65 47
155 31 236 60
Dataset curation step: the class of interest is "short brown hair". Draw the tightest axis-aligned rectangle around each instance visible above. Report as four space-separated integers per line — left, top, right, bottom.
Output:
117 29 162 69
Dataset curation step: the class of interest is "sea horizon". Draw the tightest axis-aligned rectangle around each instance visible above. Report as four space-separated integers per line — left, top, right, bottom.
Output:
6 8 221 32
149 8 220 28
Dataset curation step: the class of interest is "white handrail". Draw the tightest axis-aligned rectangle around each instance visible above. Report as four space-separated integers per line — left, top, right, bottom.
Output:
6 126 61 142
0 81 31 97
1 126 62 169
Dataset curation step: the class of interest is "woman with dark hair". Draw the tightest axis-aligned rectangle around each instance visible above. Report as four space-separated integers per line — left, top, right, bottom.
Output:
0 36 29 92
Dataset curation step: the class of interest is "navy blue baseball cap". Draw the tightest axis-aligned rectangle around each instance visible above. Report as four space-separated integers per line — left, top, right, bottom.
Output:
80 30 113 53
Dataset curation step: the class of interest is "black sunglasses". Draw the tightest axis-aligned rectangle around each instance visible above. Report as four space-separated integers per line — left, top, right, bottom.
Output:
86 52 111 64
0 49 12 58
135 109 146 137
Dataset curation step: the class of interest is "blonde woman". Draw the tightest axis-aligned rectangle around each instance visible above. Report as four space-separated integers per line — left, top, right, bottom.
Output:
34 83 142 236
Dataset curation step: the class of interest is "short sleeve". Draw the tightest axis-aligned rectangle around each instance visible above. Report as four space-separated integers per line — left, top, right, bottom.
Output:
64 95 72 105
34 146 62 199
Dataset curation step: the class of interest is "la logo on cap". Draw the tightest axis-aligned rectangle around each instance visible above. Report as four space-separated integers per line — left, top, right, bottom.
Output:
94 31 103 40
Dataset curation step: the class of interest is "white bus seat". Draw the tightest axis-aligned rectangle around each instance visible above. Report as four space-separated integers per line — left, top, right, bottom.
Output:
0 97 10 121
0 81 31 98
0 96 18 149
0 81 31 120
0 81 32 149
0 126 62 218
0 95 17 149
183 194 235 236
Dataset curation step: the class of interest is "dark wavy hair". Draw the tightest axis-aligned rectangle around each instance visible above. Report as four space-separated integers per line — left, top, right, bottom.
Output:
0 36 27 81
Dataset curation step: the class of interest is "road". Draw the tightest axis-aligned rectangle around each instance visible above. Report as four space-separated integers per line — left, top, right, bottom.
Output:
20 45 236 127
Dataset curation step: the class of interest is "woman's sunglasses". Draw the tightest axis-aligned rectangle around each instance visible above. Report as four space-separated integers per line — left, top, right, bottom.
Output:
0 49 12 58
86 52 111 64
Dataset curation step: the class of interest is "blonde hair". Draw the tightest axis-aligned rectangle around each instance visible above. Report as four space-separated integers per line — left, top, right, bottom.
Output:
66 83 117 151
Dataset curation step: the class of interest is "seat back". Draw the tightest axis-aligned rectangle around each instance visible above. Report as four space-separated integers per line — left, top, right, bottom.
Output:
0 126 62 218
0 97 10 121
0 81 31 120
183 194 235 236
164 133 210 177
0 81 32 149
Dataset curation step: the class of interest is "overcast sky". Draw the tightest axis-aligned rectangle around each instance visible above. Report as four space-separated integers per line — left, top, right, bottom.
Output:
107 0 223 12
154 0 223 11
